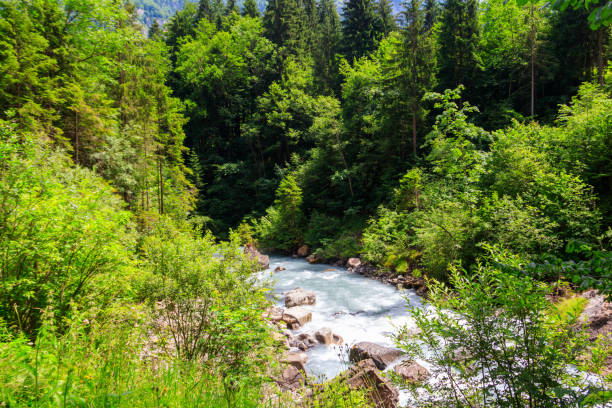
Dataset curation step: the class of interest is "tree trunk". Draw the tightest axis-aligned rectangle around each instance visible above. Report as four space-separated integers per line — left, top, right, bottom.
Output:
412 102 418 157
596 27 606 87
530 3 535 118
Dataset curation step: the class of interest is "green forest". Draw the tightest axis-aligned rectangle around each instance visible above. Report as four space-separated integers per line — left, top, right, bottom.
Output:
0 0 611 405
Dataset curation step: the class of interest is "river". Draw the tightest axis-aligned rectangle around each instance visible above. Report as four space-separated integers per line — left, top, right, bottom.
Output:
261 254 425 381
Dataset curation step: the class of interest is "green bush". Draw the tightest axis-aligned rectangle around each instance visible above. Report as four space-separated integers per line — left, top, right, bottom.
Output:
137 218 272 376
254 174 305 252
396 249 609 407
0 123 134 336
361 207 417 272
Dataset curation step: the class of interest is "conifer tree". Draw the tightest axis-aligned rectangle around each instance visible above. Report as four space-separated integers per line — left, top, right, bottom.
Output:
398 0 436 156
242 0 260 17
263 0 307 56
437 0 480 93
225 0 240 15
197 0 212 20
376 0 397 36
341 0 381 61
424 0 440 30
314 0 341 93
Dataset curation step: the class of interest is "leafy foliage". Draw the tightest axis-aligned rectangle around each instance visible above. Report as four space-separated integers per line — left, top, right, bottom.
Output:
396 250 609 407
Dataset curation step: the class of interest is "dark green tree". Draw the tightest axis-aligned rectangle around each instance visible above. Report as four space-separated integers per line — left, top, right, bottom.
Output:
341 0 381 61
376 0 397 36
225 0 240 15
242 0 260 17
397 0 436 156
197 0 212 20
314 0 342 93
437 0 480 94
263 0 308 56
424 0 440 30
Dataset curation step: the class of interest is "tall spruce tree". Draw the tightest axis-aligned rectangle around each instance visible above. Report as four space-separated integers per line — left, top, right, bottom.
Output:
314 0 342 93
424 0 440 30
263 0 307 56
242 0 260 17
398 0 436 156
342 0 381 61
197 0 212 20
437 0 480 93
225 0 239 15
376 0 397 36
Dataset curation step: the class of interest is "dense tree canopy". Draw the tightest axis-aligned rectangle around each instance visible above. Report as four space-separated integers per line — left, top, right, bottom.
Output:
0 0 610 405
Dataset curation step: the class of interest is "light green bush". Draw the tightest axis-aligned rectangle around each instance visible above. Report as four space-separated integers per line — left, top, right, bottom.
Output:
0 123 134 336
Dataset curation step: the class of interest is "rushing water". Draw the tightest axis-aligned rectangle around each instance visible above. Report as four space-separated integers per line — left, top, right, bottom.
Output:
262 254 425 381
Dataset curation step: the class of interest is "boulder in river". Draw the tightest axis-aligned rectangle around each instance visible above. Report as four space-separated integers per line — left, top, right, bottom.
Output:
393 361 429 383
282 306 312 329
306 254 319 264
283 351 308 372
345 358 399 408
347 257 361 268
285 287 316 308
296 333 318 349
243 243 269 269
314 327 343 346
274 266 286 272
350 342 403 370
297 245 309 257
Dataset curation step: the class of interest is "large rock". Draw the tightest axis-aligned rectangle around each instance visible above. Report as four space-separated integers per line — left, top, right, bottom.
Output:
282 352 308 372
277 365 305 391
282 307 312 329
314 327 343 346
306 254 319 264
580 290 612 375
243 243 270 269
285 287 316 308
295 333 318 349
345 359 399 408
347 257 362 268
393 361 429 383
263 306 284 322
297 245 309 257
581 290 612 338
350 342 403 370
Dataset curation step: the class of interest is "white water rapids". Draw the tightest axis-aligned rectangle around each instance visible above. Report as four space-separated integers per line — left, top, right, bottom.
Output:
261 255 425 382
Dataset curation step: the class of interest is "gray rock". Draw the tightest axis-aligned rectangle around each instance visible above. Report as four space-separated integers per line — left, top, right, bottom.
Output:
349 342 403 370
285 287 316 308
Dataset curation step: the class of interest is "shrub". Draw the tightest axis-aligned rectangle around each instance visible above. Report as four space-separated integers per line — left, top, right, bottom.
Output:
0 124 134 336
396 249 609 407
254 174 304 252
137 218 272 377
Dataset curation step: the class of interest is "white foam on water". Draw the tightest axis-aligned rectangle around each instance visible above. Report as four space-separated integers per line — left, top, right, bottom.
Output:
263 255 424 381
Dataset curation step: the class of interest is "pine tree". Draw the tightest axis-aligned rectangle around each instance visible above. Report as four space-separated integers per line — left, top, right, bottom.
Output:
225 0 239 15
313 0 341 93
342 0 381 61
197 0 212 20
423 0 440 30
376 0 397 36
304 0 318 51
398 0 436 156
263 0 307 56
242 0 260 17
437 0 480 93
